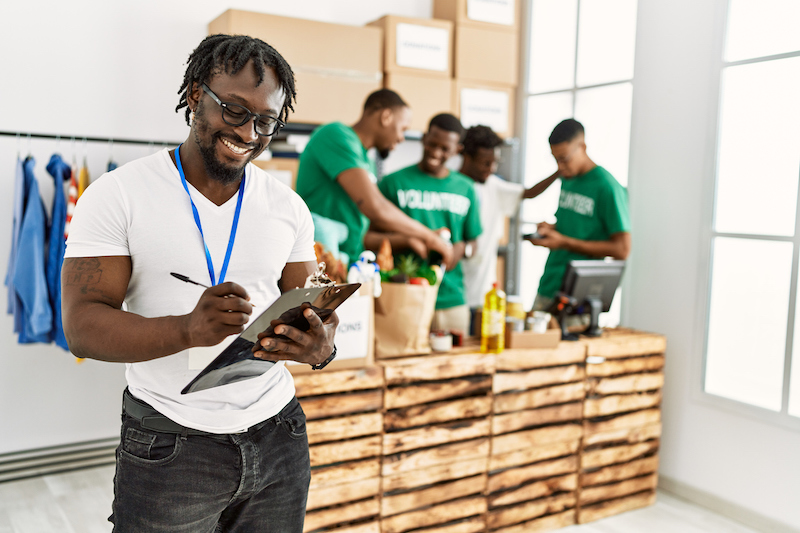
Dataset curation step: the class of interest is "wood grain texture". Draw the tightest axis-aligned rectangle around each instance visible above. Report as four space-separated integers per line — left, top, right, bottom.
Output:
385 396 492 430
488 473 578 508
382 457 489 492
495 343 586 371
583 423 662 448
585 354 665 377
493 365 585 393
381 474 487 516
586 373 664 396
300 390 383 420
489 509 575 533
380 496 487 533
306 477 381 510
486 492 577 529
380 352 495 384
579 473 659 505
494 382 585 413
491 424 583 456
310 458 381 489
383 419 491 454
583 391 662 418
580 456 660 487
583 409 661 434
489 440 580 472
307 412 383 445
488 456 579 493
303 497 380 532
492 403 583 435
382 439 490 476
580 441 660 470
577 490 657 523
293 366 383 397
310 435 382 467
580 332 666 359
385 376 492 409
407 516 485 533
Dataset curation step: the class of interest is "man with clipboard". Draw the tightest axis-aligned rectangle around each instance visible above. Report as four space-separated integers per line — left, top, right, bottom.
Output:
61 35 337 532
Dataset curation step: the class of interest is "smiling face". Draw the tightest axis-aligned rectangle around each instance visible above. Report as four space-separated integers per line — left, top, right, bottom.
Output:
420 125 462 177
463 146 500 183
189 60 285 184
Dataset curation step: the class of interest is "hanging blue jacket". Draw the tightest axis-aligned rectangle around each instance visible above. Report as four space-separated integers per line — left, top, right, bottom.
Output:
6 157 24 322
46 154 70 350
13 157 52 344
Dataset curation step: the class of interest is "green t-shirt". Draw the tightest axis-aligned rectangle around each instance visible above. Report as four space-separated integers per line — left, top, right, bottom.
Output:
538 166 631 299
379 164 483 309
296 122 376 263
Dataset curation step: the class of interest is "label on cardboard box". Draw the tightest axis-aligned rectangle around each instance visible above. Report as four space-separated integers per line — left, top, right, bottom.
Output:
396 23 449 72
467 0 515 26
460 88 509 133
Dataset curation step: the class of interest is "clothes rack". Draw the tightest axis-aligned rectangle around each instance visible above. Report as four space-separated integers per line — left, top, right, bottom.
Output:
0 130 181 147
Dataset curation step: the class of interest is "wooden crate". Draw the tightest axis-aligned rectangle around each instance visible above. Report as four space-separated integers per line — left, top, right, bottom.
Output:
294 367 385 532
379 351 495 532
488 342 587 532
577 330 665 524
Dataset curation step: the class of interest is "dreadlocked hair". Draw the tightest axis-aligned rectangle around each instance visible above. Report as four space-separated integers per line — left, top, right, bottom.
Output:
176 34 297 125
463 125 503 157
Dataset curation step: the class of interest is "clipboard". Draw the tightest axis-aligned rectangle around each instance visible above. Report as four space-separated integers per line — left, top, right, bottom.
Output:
181 283 361 394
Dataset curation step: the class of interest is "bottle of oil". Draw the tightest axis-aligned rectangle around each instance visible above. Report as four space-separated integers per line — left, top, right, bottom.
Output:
481 282 506 353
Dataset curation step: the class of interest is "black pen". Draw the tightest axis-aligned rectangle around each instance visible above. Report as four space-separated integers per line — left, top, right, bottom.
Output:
170 272 255 306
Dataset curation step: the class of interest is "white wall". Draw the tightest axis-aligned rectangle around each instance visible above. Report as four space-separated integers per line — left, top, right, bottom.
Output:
626 0 800 528
0 0 431 456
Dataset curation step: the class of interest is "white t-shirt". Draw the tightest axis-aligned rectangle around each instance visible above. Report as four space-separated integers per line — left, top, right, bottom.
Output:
462 174 524 308
65 149 316 433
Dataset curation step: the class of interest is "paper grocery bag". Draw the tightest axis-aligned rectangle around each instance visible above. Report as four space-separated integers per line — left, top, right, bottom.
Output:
374 282 439 359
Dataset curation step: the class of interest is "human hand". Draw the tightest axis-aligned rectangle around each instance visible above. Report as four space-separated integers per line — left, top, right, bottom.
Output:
253 307 338 366
407 236 428 259
426 230 454 269
529 224 566 250
185 282 253 347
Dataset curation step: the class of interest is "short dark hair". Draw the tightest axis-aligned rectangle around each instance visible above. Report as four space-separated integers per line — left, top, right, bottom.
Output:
429 113 465 140
176 34 297 125
549 118 584 145
363 89 408 113
462 125 503 157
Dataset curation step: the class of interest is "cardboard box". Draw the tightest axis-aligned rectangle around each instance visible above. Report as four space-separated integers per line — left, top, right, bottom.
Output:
434 0 520 31
287 282 375 373
384 73 454 134
504 328 561 349
453 80 516 137
209 10 382 125
368 15 453 78
253 157 300 189
454 24 519 85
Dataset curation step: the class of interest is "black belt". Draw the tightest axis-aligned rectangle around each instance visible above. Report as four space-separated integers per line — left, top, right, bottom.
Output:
122 388 218 437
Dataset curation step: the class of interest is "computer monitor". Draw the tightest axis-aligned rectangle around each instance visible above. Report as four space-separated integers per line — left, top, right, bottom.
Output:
556 259 625 339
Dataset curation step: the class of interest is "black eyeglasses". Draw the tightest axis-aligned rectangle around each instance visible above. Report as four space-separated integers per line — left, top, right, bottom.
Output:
201 84 285 137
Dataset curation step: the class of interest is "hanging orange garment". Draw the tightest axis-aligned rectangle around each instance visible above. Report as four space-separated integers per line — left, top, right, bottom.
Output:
76 159 90 198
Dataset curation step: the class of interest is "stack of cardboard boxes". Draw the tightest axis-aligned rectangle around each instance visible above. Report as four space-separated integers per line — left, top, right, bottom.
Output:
435 0 519 138
368 15 455 134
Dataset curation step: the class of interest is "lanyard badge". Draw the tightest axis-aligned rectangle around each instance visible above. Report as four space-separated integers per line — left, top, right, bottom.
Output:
174 144 245 286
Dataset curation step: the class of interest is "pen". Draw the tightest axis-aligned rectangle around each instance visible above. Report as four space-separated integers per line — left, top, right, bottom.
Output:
170 272 255 306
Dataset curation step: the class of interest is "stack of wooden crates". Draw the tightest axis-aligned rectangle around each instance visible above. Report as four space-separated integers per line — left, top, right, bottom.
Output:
577 329 666 524
379 351 495 533
294 330 665 532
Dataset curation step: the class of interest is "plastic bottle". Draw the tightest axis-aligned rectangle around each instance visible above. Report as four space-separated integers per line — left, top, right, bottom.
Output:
481 282 506 353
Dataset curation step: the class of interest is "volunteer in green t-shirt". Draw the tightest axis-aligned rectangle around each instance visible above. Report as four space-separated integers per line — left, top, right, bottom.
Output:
525 119 631 311
296 89 453 267
372 113 482 334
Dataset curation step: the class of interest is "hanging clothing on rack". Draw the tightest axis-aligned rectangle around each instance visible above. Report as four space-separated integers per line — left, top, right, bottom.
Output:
12 156 52 344
6 156 25 321
76 159 90 197
107 160 118 172
46 154 70 350
64 165 79 239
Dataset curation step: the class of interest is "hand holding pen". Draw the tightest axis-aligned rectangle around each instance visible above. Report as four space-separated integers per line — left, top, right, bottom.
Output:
171 272 255 347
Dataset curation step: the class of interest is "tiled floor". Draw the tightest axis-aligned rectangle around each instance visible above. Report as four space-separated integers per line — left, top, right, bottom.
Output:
0 465 764 533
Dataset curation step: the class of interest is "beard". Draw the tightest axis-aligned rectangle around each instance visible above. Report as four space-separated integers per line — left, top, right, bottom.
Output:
192 102 259 185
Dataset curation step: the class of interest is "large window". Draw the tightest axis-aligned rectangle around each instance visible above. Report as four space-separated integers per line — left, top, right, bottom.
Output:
704 0 800 417
520 0 638 325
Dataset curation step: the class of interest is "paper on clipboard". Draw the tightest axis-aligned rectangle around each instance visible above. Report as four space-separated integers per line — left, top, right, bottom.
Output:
181 283 361 394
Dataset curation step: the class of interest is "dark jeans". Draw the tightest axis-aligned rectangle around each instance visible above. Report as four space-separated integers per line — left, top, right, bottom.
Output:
111 396 310 532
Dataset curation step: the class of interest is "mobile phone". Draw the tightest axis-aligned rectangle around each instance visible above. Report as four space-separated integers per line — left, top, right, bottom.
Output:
522 232 542 240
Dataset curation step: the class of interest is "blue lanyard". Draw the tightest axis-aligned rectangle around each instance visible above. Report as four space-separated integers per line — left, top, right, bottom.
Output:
174 144 245 286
